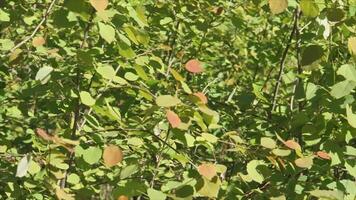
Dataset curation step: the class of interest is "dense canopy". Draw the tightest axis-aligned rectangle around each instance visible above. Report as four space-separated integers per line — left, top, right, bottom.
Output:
0 0 356 199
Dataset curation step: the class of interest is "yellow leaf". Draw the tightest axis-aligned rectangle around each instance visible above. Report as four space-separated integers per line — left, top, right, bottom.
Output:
269 0 288 14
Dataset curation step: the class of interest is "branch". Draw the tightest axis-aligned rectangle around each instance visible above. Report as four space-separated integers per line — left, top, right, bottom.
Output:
270 8 299 115
59 11 95 189
9 0 58 53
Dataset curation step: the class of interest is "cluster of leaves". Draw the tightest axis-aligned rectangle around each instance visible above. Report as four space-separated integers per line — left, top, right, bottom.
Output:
0 0 356 199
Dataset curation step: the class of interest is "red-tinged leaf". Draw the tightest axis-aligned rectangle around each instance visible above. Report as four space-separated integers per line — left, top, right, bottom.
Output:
198 163 217 180
283 140 301 150
316 151 331 160
193 92 208 104
185 59 203 73
35 128 53 141
89 0 109 12
103 145 123 167
166 110 181 128
32 36 45 47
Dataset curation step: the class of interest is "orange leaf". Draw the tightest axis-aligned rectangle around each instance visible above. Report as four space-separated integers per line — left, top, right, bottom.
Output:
166 110 181 128
193 92 208 104
36 128 53 141
197 163 217 180
89 0 109 12
32 37 45 47
316 151 331 160
103 145 123 167
283 140 301 150
117 195 129 200
185 59 203 73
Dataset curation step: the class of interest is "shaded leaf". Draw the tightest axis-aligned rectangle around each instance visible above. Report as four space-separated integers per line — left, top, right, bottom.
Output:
301 45 323 66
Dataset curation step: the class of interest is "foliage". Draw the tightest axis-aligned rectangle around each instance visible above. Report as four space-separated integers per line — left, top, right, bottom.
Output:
0 0 356 199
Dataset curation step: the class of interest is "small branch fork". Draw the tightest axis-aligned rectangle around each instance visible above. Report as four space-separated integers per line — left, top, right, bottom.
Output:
270 8 300 115
9 0 58 53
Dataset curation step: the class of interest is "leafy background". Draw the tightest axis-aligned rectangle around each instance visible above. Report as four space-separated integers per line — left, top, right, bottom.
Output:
0 0 356 199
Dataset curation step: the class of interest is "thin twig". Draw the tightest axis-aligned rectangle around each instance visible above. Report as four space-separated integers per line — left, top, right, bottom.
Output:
270 8 299 115
9 0 58 53
59 10 95 188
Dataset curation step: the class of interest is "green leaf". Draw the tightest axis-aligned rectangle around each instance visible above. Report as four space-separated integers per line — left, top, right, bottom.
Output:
346 105 356 128
272 149 291 157
118 41 136 58
128 6 148 27
124 72 139 81
260 137 276 149
147 188 166 200
337 64 356 81
0 9 10 22
156 95 181 107
201 133 218 143
246 160 265 183
35 66 53 84
309 190 344 200
80 91 96 106
327 8 345 22
67 173 80 184
82 147 102 165
301 45 323 66
96 65 116 80
0 39 14 51
120 164 138 179
98 22 116 43
195 177 221 198
300 0 319 17
345 161 356 178
330 80 356 99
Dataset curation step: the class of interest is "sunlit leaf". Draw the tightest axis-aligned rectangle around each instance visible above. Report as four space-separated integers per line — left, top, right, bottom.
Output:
261 137 276 149
35 66 53 84
295 157 313 168
80 91 96 106
89 0 108 12
300 0 319 17
156 95 181 107
283 140 301 151
16 155 31 177
166 110 181 128
98 22 116 43
268 0 288 14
